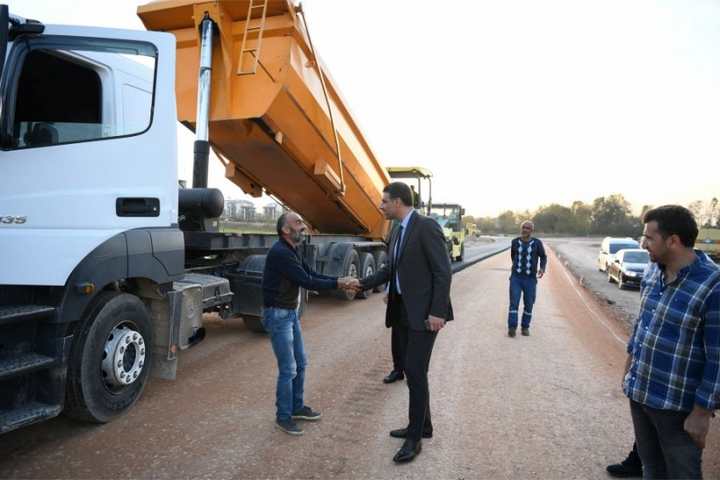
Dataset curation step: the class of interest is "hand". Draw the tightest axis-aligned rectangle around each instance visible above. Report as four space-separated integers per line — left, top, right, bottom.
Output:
684 406 713 449
426 315 445 332
338 277 361 292
537 269 545 279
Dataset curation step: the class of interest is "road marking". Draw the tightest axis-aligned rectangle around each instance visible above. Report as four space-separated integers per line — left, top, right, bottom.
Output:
557 256 628 347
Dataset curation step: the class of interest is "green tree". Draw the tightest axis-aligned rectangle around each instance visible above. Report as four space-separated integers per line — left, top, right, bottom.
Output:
476 217 496 234
591 194 640 236
497 210 517 234
705 198 718 227
571 200 592 235
688 200 704 225
532 204 574 234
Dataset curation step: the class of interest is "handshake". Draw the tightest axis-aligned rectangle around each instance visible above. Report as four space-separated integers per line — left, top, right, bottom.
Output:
337 276 363 293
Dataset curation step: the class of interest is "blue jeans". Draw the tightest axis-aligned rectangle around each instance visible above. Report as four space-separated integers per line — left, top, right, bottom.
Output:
508 274 537 329
262 307 306 422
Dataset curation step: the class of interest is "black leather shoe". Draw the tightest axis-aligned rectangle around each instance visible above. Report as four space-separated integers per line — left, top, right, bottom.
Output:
389 427 433 439
521 327 530 336
606 448 643 478
508 328 517 338
393 439 422 463
383 370 405 384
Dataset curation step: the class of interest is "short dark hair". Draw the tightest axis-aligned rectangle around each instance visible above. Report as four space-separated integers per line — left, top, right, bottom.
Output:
383 182 413 207
276 212 289 236
643 205 698 247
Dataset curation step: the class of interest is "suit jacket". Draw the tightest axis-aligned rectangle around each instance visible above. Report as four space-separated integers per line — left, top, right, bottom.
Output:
362 211 454 331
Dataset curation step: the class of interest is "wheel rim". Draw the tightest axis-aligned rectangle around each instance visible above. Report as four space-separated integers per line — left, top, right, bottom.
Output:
365 264 374 277
101 324 146 391
348 262 358 278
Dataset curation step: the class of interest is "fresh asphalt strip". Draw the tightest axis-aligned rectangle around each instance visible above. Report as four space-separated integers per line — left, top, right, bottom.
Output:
451 245 511 275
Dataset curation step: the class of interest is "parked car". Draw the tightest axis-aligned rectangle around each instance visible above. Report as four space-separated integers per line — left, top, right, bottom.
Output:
597 237 640 272
607 248 650 289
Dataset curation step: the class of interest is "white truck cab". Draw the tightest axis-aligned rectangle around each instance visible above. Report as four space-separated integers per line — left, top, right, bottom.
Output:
1 20 180 286
0 9 200 434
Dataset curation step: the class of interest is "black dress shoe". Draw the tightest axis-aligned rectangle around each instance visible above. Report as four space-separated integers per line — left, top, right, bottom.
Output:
393 439 422 463
389 427 433 439
606 447 643 478
383 370 405 384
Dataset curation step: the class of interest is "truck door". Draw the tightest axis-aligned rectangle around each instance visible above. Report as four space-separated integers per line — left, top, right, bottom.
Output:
0 26 179 286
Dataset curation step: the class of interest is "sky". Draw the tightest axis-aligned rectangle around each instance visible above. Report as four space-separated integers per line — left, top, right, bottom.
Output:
8 0 720 217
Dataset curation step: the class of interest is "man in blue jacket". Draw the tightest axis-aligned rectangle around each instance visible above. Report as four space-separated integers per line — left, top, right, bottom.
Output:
262 211 355 435
508 220 547 337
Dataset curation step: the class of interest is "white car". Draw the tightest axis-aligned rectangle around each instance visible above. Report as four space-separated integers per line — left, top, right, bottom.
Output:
597 237 640 272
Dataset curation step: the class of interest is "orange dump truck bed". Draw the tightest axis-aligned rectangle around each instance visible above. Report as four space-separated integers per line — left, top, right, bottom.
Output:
137 0 390 239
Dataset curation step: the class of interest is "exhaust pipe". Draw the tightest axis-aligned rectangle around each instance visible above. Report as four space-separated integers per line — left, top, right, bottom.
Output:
193 14 214 188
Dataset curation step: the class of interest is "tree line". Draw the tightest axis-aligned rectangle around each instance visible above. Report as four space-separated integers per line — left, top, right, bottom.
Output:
463 195 719 236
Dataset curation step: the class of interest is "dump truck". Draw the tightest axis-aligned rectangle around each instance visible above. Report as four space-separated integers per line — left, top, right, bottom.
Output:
387 167 466 262
0 0 392 434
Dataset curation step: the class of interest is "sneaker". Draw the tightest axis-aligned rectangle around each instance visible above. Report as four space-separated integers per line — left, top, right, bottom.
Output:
521 327 530 336
508 328 517 338
292 406 322 421
276 418 304 436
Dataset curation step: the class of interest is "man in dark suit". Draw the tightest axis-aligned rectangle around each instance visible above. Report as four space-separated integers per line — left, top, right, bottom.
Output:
354 181 453 463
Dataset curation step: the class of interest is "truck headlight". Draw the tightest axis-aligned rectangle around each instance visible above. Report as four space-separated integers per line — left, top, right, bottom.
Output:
624 271 637 277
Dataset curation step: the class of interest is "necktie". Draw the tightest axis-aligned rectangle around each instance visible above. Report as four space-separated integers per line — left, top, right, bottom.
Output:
393 225 404 269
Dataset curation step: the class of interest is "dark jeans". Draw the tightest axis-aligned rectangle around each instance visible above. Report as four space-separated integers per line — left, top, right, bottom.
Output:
508 274 537 329
263 307 306 422
391 298 437 442
629 399 703 479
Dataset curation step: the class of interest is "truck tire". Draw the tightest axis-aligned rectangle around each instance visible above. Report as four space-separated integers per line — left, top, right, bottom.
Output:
243 315 266 334
334 249 360 301
372 250 388 293
65 292 153 424
356 252 376 300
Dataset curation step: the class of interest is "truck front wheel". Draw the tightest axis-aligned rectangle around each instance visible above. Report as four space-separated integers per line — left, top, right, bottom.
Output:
65 292 153 423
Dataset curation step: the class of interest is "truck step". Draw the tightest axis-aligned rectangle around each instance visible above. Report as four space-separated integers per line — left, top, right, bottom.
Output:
0 353 57 380
0 305 56 326
0 402 63 435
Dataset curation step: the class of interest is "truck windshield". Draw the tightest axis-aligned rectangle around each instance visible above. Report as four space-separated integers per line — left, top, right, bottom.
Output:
430 207 461 231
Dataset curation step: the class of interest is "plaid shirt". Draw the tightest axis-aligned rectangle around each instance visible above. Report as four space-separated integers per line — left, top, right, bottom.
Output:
624 252 720 411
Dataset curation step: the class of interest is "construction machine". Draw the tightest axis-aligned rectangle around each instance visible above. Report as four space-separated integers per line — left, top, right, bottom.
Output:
0 0 392 433
696 228 720 262
387 167 466 262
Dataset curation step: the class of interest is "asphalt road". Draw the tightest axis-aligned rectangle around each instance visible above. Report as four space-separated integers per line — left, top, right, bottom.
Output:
453 236 511 273
2 247 718 479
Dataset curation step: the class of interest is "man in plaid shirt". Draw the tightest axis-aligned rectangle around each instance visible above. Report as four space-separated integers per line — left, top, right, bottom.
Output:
624 205 720 479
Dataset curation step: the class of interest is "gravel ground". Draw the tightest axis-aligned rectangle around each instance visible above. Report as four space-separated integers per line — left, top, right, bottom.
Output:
546 237 641 331
2 246 718 479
